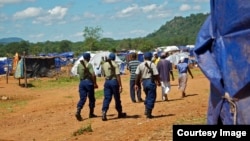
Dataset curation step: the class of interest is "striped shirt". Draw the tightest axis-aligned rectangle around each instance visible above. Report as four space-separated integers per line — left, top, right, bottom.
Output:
128 60 140 80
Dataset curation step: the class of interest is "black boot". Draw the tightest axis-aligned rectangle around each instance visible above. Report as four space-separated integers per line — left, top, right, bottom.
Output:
146 109 153 119
89 108 97 118
118 112 127 118
182 92 186 98
102 111 107 121
75 108 83 121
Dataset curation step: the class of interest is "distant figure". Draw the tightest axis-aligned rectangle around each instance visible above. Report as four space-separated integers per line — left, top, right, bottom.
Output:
152 53 160 65
128 53 143 103
157 52 174 101
98 56 105 77
175 57 193 98
75 52 98 121
101 53 126 121
135 52 161 119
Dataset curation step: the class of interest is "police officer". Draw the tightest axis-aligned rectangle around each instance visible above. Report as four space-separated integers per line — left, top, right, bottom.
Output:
75 52 98 121
101 53 126 121
134 52 161 118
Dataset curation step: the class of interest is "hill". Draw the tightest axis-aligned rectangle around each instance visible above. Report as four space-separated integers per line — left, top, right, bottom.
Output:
0 37 24 45
145 13 209 46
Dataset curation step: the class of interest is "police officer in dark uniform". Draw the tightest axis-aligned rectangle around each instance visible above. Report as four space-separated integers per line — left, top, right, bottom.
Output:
75 52 98 121
134 52 161 118
101 53 126 121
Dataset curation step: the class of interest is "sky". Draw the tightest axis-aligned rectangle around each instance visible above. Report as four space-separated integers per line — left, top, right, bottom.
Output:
0 0 210 43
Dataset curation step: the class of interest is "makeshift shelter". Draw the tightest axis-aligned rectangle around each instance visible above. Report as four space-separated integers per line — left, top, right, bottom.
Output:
15 56 58 79
137 51 144 62
0 57 12 75
0 57 7 75
194 0 250 124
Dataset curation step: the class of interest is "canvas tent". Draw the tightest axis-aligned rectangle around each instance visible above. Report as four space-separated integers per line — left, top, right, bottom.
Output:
166 52 189 65
164 46 179 53
71 51 124 76
194 0 250 124
71 52 96 76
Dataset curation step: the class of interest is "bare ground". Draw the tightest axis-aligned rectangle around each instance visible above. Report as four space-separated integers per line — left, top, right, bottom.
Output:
0 67 209 141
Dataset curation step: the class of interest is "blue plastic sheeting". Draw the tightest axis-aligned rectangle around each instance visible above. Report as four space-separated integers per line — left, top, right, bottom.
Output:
194 0 250 124
58 52 74 58
0 57 12 75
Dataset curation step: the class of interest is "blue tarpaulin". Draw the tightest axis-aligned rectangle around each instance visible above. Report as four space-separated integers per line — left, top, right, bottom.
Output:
0 57 12 75
194 0 250 124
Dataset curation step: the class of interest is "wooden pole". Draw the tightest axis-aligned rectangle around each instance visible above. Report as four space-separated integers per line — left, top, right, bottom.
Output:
5 58 9 84
23 51 27 88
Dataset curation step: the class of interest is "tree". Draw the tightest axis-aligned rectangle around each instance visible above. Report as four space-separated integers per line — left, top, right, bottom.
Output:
83 26 102 51
59 40 72 52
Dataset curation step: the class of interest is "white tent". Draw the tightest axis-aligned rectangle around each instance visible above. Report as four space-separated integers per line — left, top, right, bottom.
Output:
164 46 180 53
71 51 124 76
70 53 96 76
166 52 189 65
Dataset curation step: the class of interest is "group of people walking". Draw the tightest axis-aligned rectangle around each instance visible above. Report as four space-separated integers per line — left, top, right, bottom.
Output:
75 52 126 121
74 51 193 122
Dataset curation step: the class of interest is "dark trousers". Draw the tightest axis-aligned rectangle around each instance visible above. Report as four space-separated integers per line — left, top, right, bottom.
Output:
102 79 123 113
77 79 95 109
130 80 142 102
142 79 156 110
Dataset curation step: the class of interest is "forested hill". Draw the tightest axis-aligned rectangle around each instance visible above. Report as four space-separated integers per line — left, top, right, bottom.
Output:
145 13 210 46
0 37 24 45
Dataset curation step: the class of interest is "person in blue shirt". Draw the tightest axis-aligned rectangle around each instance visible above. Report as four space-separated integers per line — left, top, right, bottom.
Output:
175 57 193 98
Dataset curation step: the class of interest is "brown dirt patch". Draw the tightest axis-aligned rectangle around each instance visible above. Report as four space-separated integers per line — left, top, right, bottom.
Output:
0 67 209 141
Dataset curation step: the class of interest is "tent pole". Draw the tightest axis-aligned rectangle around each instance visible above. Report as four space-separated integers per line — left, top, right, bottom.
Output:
6 58 9 84
23 51 27 88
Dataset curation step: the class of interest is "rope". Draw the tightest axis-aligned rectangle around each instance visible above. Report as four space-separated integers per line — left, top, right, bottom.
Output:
222 92 238 125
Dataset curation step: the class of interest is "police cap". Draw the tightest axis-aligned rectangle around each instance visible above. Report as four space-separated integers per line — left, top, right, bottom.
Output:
109 53 116 60
144 52 152 59
83 52 91 60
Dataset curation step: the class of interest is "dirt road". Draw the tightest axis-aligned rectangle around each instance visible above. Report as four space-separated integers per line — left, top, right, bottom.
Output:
0 67 209 141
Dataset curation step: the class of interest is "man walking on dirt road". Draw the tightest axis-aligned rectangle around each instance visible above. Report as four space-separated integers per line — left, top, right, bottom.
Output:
101 53 126 121
75 52 98 121
134 52 161 119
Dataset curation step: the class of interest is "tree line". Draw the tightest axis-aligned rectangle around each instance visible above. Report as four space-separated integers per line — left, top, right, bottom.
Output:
0 13 209 58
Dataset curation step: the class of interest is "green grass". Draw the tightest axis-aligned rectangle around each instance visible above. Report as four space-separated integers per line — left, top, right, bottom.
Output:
95 89 104 99
0 100 27 118
73 123 93 136
28 76 79 90
29 76 105 99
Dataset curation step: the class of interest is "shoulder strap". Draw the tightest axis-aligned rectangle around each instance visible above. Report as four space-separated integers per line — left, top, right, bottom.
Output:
80 60 87 69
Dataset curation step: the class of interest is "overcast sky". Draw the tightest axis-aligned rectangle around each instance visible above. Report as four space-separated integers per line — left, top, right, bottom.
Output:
0 0 210 43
